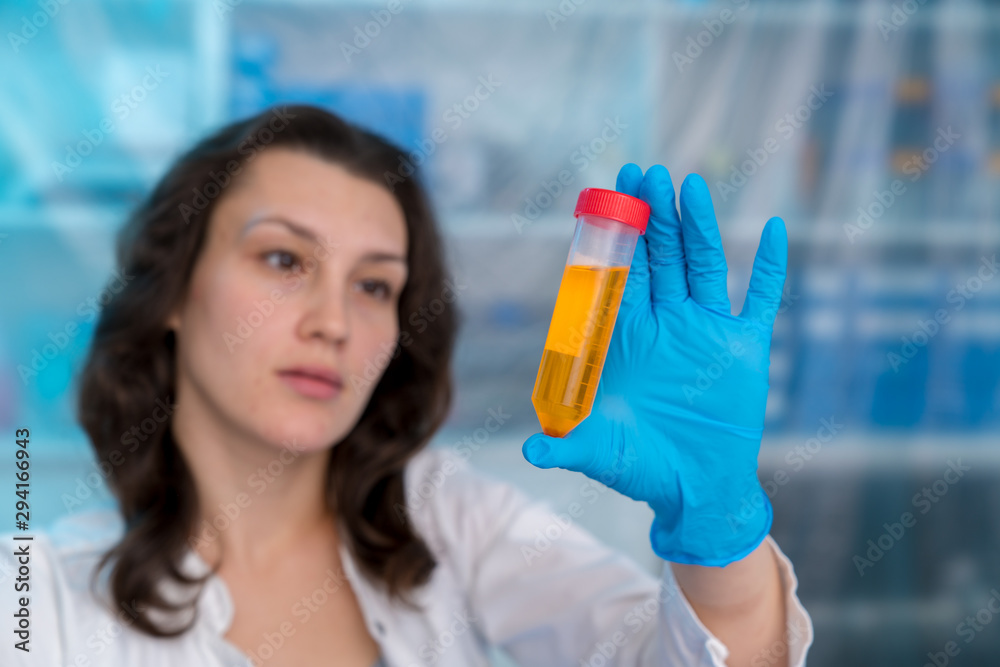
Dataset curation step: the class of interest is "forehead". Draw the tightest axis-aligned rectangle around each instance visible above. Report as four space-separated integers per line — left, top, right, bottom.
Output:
215 147 408 253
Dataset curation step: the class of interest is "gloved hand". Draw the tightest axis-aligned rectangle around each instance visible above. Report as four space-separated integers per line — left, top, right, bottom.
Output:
522 163 788 567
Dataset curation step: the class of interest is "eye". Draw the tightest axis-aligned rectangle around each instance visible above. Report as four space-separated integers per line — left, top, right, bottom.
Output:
261 250 302 273
357 279 393 301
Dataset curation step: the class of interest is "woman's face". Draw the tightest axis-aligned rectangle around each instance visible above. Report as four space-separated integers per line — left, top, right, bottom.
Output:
167 148 408 454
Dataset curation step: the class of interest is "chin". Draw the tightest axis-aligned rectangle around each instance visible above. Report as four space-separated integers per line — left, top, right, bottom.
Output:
257 409 353 453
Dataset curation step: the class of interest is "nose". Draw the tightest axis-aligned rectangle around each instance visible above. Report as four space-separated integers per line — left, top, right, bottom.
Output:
297 277 349 345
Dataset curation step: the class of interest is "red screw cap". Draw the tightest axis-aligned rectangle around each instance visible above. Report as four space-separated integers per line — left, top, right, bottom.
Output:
573 188 650 234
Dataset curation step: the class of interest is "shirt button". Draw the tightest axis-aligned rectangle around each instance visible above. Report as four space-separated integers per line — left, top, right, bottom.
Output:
374 620 386 635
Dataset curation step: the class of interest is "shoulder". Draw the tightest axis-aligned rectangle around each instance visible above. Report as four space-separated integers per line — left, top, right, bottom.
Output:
404 446 534 522
0 507 124 588
0 508 125 664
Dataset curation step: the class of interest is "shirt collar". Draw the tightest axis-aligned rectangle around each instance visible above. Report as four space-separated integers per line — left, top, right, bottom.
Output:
164 547 233 636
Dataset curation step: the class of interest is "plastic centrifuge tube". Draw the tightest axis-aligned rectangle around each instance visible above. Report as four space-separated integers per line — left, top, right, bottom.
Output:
531 187 650 438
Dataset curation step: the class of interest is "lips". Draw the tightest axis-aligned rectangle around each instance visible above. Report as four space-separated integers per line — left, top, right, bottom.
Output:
277 366 344 400
279 366 343 385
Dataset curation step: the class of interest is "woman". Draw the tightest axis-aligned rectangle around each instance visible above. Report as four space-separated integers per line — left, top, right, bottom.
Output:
1 105 811 666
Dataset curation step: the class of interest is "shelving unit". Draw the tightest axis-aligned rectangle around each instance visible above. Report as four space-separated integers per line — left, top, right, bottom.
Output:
3 1 1000 665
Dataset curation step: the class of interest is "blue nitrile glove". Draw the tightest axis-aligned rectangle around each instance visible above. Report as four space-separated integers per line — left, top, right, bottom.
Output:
522 163 788 567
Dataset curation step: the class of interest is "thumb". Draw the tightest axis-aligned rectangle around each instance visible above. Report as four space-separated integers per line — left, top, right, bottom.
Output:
522 428 601 475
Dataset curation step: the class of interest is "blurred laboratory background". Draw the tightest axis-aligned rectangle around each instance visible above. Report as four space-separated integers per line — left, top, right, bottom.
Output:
2 0 1000 664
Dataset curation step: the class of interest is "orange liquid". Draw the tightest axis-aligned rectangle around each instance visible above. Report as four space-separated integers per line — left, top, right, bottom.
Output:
532 265 629 437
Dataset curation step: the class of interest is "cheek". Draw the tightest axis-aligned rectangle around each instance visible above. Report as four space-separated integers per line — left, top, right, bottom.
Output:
349 305 400 377
190 265 278 360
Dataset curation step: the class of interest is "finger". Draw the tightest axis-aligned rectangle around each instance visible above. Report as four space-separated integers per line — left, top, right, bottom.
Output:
740 217 788 327
640 165 689 304
620 235 651 313
616 162 643 197
522 429 602 476
616 163 650 313
678 173 731 312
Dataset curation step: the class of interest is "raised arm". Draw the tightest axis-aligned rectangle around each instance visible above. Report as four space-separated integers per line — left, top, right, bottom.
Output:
521 164 812 664
415 447 811 666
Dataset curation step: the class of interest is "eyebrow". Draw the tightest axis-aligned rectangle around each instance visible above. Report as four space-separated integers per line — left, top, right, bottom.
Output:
241 216 407 264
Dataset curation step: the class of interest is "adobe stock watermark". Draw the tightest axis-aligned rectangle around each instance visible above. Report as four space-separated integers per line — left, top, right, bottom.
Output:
727 416 843 533
923 587 1000 667
521 447 639 566
349 276 468 392
407 608 478 667
886 255 998 373
682 284 799 405
671 0 750 73
213 0 244 19
545 0 588 31
853 458 970 577
511 116 628 234
529 287 610 371
18 268 135 384
844 125 960 243
339 0 409 62
579 576 682 666
383 75 502 191
877 0 929 41
392 406 512 525
189 439 308 551
178 107 297 224
222 234 343 353
7 0 72 53
51 66 169 181
247 566 350 666
751 618 811 667
716 84 833 202
71 598 146 663
61 398 177 512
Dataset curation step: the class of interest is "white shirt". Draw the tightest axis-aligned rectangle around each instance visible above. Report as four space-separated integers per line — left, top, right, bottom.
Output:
0 447 813 666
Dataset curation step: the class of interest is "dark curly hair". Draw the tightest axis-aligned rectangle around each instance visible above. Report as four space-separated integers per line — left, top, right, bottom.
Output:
76 104 457 636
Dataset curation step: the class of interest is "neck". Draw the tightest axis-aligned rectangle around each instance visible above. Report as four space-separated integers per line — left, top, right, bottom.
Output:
171 377 336 572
